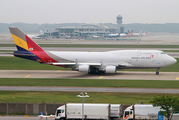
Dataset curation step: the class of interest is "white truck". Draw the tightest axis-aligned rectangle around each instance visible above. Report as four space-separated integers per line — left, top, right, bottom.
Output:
123 104 179 120
55 103 122 120
123 104 162 120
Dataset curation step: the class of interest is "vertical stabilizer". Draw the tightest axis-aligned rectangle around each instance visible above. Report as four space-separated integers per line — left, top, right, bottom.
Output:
9 27 57 63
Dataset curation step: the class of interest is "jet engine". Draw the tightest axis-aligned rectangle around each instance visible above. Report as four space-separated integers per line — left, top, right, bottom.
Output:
78 65 90 72
105 66 116 73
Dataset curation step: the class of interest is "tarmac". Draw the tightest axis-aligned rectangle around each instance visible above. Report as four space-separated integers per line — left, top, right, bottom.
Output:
0 116 54 120
0 70 179 80
0 86 179 93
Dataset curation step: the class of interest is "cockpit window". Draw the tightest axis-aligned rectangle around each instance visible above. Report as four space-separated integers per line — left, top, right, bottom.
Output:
161 52 165 54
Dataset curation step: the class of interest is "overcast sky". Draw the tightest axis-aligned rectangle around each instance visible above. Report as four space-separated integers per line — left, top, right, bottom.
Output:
1 0 179 24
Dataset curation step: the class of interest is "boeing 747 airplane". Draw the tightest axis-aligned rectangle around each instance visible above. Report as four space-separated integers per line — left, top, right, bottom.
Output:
9 27 177 75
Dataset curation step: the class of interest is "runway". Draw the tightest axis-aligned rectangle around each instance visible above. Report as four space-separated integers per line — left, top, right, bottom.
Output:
0 86 179 93
0 70 179 80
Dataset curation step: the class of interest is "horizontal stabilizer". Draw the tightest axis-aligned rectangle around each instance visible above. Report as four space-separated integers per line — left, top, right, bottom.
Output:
13 52 36 57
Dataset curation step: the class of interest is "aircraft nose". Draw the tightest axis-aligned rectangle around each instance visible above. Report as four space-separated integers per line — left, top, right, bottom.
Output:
164 56 177 66
168 57 177 65
172 58 177 64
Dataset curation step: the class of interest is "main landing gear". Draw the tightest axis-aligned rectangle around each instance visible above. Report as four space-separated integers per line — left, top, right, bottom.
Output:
156 68 160 75
88 70 105 75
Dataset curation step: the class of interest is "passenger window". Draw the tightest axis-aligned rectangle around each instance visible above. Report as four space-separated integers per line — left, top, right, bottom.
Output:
161 52 165 54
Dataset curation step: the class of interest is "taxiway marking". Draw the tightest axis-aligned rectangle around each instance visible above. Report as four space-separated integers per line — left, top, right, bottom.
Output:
25 75 31 78
99 76 104 79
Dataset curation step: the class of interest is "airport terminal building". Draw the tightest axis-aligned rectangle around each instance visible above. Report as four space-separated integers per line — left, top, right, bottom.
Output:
45 24 124 39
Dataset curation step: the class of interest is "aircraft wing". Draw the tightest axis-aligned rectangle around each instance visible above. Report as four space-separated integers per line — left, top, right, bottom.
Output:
52 63 76 65
51 62 134 67
118 62 134 67
51 63 102 66
78 63 102 66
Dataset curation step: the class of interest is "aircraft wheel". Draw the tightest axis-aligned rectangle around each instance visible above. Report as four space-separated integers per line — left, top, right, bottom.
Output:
156 71 159 75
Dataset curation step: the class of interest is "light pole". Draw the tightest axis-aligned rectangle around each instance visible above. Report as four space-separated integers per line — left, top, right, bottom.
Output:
77 92 89 120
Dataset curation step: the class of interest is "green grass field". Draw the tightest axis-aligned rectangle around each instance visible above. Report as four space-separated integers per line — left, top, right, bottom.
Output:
1 91 178 104
0 78 178 89
0 57 71 70
0 56 178 72
163 50 179 52
0 50 14 52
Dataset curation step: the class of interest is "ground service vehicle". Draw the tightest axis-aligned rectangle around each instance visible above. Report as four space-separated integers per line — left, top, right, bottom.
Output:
123 104 179 120
55 103 122 120
123 104 161 120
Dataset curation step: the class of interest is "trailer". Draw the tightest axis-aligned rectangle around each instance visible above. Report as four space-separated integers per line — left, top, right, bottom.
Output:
110 104 122 118
55 103 122 120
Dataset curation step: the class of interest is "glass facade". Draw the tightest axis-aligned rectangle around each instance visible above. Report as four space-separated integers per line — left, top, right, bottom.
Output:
44 24 124 38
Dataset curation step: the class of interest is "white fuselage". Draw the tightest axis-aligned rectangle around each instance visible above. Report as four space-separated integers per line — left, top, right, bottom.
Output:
50 50 176 69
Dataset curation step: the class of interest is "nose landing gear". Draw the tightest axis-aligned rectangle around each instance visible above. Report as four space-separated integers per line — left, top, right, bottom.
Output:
156 68 160 75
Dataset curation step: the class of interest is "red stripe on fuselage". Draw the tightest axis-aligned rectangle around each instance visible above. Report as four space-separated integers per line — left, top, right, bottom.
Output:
25 35 57 63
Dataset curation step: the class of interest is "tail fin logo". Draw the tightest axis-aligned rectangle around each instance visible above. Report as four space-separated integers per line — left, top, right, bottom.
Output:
29 48 33 51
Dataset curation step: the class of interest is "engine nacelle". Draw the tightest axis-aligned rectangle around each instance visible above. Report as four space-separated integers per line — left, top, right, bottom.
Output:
105 66 116 73
78 65 90 72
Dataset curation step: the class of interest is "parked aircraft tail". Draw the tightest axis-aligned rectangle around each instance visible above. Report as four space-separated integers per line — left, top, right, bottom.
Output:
139 30 142 35
9 27 57 63
40 30 44 34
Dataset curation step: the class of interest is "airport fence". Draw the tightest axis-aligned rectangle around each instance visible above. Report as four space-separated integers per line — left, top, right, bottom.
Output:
0 102 130 116
0 102 64 115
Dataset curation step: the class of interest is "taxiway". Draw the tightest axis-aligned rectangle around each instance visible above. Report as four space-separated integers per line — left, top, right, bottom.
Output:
0 86 179 93
0 70 179 80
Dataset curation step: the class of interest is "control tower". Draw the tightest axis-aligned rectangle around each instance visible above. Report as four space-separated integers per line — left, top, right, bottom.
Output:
116 13 123 34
